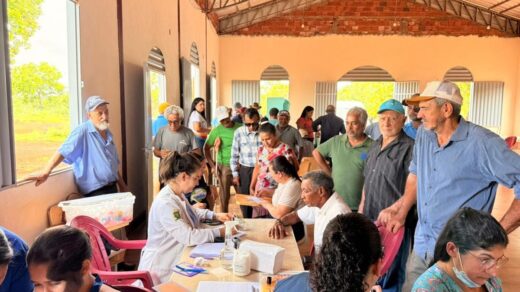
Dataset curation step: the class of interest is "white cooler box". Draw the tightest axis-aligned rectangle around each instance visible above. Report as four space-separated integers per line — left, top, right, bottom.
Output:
58 192 135 227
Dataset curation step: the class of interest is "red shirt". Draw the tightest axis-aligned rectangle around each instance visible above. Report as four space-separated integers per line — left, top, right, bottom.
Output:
296 117 314 139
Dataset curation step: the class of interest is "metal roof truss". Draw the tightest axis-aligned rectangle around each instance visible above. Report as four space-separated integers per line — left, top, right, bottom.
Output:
414 0 520 36
218 0 328 34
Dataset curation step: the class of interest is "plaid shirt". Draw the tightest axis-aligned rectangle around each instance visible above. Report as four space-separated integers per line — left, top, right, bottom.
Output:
230 125 262 177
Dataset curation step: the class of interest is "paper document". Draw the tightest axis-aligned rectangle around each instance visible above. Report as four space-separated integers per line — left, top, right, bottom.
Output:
248 197 263 203
189 242 224 259
196 281 259 292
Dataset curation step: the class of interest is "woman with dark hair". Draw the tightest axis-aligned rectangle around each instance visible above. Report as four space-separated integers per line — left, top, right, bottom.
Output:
0 228 32 292
138 152 233 284
413 208 508 291
27 225 116 292
184 151 213 210
187 97 210 149
259 156 305 241
296 106 314 142
251 123 298 217
274 213 383 292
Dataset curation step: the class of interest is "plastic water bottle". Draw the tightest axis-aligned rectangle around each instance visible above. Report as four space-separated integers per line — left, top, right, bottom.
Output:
220 221 237 270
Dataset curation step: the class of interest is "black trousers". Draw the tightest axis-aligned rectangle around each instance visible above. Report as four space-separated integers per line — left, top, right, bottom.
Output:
83 182 118 197
237 165 255 218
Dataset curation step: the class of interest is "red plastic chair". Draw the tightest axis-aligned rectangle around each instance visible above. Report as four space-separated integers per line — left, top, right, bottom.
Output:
376 222 405 276
505 136 517 149
69 216 153 289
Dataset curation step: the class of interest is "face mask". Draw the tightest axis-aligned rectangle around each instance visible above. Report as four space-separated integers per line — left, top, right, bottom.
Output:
452 249 481 288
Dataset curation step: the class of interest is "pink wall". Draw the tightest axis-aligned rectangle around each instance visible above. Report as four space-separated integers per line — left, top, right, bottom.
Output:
219 35 520 135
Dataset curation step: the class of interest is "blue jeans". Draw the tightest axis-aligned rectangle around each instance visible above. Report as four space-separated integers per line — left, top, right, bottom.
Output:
377 227 414 292
195 136 206 150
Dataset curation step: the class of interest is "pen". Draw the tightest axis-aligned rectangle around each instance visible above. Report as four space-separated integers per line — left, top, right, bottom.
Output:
175 265 205 273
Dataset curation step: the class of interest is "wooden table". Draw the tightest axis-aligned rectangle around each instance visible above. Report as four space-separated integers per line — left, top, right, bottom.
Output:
157 219 304 291
235 194 272 207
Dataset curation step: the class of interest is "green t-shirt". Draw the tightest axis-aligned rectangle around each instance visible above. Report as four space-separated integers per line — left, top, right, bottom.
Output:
317 135 372 211
206 122 242 166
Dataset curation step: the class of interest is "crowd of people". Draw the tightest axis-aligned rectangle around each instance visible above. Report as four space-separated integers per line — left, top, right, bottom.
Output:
1 80 519 291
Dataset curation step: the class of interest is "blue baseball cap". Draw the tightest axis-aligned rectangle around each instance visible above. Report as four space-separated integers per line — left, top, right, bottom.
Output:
377 99 405 114
85 96 109 113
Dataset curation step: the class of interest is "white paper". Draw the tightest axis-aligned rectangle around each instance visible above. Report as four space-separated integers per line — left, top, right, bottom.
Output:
196 281 259 292
189 242 224 259
248 197 263 203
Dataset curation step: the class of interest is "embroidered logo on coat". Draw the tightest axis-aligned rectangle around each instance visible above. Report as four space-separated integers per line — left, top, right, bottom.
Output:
173 209 181 220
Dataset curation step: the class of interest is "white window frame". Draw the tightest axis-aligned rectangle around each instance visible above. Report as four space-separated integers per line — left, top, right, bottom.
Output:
0 0 82 187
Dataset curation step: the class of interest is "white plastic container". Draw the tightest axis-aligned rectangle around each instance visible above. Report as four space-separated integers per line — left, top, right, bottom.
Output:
58 192 135 227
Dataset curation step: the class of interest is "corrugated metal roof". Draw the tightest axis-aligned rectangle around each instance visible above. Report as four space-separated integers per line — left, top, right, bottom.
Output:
466 0 520 19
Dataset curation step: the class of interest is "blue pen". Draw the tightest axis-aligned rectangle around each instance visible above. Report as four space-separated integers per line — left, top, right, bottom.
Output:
175 265 206 273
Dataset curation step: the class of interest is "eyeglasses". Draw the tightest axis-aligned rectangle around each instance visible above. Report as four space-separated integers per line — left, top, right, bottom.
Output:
466 251 509 270
168 120 180 125
244 122 259 127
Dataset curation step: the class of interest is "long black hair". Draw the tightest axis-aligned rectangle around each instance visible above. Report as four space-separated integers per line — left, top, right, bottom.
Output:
310 213 382 292
190 97 206 120
432 207 508 265
271 156 300 182
300 106 314 119
27 226 92 290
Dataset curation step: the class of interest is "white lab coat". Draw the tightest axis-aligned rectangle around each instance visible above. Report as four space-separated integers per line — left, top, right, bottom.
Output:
138 185 220 284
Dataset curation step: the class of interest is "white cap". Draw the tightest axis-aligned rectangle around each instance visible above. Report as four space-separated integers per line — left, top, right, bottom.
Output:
215 106 230 122
407 81 463 105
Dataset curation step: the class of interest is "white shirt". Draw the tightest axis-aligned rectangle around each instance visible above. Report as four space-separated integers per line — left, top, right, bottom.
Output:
297 192 351 249
188 111 208 133
272 178 304 211
138 185 219 284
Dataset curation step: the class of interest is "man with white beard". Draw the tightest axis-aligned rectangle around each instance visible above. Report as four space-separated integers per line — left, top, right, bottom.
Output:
28 95 127 197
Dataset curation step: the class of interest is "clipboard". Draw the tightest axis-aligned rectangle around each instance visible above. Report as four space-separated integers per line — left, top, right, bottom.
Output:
235 194 272 207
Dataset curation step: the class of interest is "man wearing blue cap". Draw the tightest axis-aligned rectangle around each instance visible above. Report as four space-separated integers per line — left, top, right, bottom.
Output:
28 96 127 197
359 99 414 292
378 81 520 290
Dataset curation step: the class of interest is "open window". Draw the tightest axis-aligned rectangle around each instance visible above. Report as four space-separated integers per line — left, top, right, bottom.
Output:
260 65 290 116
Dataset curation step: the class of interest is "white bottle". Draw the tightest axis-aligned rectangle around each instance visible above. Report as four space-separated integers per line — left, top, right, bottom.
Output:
220 221 238 270
233 249 251 276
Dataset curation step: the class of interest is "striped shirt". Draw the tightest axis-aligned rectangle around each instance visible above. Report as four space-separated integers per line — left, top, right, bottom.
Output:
230 125 262 177
363 131 414 224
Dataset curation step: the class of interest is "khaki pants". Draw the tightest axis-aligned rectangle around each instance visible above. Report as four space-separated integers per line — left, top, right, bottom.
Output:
217 164 233 213
402 250 432 292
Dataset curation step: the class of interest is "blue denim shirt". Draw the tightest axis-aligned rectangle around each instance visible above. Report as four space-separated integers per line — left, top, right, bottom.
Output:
410 118 520 258
403 122 418 140
0 227 33 292
59 120 119 194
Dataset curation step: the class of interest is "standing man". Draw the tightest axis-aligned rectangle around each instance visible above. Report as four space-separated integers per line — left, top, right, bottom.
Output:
153 105 198 159
402 93 422 139
152 102 170 137
204 106 241 213
378 81 520 290
312 107 372 211
28 96 127 197
359 99 414 292
276 110 304 158
230 108 262 218
312 105 346 144
268 107 279 126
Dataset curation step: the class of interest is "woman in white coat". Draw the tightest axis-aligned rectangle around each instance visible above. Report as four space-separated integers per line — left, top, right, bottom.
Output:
138 152 233 284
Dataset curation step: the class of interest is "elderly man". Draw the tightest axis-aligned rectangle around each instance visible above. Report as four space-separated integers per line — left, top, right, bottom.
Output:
402 93 422 139
230 108 262 218
153 105 198 160
312 107 372 211
204 106 241 212
276 110 304 157
312 105 346 144
28 96 127 197
268 170 350 250
379 81 520 290
359 99 414 292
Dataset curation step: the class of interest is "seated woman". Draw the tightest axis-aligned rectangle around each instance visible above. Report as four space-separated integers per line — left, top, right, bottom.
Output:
259 156 305 241
138 152 233 284
275 213 383 292
251 122 298 217
0 227 32 292
413 208 508 292
27 225 117 292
